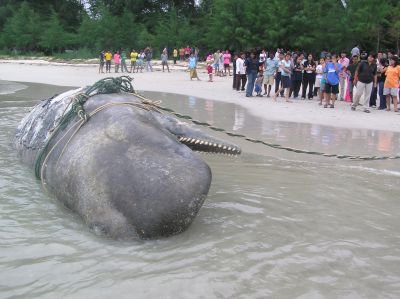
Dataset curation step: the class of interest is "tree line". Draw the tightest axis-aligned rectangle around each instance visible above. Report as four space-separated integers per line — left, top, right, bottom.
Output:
0 0 399 57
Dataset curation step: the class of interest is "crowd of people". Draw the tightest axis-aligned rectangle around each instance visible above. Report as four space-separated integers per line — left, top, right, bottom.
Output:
222 47 400 113
98 46 400 113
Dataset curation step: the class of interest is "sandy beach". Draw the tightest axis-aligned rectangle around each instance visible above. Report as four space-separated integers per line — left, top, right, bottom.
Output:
1 59 399 133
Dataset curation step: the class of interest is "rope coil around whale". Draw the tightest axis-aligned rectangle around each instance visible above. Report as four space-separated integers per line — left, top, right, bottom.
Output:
35 76 400 180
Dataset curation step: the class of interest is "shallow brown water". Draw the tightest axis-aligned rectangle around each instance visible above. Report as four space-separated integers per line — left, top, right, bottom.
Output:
1 82 400 298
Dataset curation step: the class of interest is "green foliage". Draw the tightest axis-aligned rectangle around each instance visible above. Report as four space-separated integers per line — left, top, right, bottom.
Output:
0 0 399 57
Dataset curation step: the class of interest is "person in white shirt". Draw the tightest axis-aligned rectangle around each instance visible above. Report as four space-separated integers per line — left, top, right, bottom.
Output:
235 52 247 91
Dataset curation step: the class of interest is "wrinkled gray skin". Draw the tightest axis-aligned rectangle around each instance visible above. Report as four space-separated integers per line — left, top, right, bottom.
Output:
15 89 240 239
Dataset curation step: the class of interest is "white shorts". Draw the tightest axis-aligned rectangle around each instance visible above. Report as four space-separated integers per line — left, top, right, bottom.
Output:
383 88 399 96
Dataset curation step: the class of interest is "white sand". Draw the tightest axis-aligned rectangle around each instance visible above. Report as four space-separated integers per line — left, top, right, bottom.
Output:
1 59 399 133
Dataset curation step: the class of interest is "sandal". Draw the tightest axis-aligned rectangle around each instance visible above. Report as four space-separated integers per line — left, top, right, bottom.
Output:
330 104 334 108
323 104 328 108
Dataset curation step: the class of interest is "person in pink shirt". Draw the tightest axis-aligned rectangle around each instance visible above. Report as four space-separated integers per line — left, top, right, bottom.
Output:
223 50 232 76
113 51 121 73
338 50 350 101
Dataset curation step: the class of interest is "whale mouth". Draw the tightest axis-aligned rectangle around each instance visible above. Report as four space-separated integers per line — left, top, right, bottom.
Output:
177 136 241 155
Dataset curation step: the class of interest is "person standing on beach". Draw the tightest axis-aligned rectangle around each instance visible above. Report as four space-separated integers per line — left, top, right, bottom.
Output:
188 53 201 81
351 53 377 113
161 49 170 72
338 51 350 101
244 52 260 97
104 50 112 73
263 52 278 97
99 50 105 73
145 47 153 72
223 50 232 76
235 52 247 92
324 54 341 108
130 49 138 73
136 50 145 73
113 51 121 73
274 53 293 102
302 53 316 100
173 48 178 64
120 50 129 73
383 56 400 112
275 52 285 97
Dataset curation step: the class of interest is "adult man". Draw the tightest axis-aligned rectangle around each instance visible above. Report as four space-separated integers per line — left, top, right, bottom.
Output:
347 55 360 102
104 50 112 73
263 52 278 97
130 49 138 73
338 51 350 101
235 52 247 92
244 52 260 97
351 53 377 113
144 47 153 72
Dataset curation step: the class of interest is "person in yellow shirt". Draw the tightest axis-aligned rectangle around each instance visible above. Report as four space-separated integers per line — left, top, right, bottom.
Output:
173 48 178 64
383 56 400 112
130 49 138 73
104 50 113 73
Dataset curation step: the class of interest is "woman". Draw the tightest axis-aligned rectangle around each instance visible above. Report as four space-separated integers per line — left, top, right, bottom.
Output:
377 58 388 110
291 56 303 99
161 49 170 72
113 51 120 73
302 54 316 99
383 56 400 112
136 50 145 73
274 53 293 102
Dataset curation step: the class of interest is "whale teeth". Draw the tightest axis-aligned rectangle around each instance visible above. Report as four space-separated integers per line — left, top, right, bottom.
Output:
178 137 184 141
195 140 200 144
213 143 217 147
223 146 227 150
218 144 222 148
227 147 232 151
200 141 204 145
181 137 187 142
204 142 209 146
191 139 196 144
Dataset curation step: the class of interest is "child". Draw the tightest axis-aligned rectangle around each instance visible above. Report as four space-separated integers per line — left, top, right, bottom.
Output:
254 71 264 97
314 57 325 105
207 63 213 82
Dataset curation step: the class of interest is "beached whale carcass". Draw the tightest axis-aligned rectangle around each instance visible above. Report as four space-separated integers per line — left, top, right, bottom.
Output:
15 77 240 239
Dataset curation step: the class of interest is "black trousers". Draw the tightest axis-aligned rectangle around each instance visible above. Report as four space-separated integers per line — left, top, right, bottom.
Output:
275 72 284 96
302 73 316 99
291 79 302 98
235 74 247 91
369 86 377 107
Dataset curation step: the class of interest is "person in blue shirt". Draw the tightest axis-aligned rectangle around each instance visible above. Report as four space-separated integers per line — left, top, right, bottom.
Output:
263 52 279 97
188 53 201 81
323 54 342 108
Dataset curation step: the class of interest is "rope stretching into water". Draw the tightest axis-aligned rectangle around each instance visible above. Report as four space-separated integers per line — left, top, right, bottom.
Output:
34 76 400 181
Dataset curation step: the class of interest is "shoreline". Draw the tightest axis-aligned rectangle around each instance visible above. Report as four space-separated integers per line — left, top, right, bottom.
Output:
1 59 400 133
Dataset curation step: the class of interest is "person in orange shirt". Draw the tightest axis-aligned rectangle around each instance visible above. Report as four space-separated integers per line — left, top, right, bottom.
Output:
383 56 400 112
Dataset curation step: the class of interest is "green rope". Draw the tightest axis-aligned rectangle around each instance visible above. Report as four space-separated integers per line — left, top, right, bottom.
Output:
34 76 135 179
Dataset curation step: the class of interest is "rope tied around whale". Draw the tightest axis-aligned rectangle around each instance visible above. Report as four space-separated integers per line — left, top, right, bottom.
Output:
35 76 139 179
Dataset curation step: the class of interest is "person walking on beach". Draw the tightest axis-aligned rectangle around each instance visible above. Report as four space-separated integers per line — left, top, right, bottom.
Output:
130 49 138 73
188 53 200 81
113 51 121 73
324 54 341 108
105 50 112 73
99 50 105 73
161 49 170 72
244 52 260 97
351 53 377 113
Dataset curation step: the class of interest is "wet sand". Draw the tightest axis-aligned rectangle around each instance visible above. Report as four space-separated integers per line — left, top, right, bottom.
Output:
1 60 399 133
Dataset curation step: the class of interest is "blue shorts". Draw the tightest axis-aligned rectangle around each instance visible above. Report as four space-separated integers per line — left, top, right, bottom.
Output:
282 76 291 88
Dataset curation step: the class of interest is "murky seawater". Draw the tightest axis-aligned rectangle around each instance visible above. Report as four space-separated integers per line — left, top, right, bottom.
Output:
1 82 400 299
